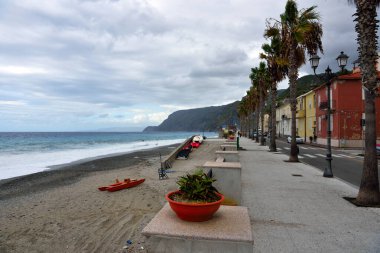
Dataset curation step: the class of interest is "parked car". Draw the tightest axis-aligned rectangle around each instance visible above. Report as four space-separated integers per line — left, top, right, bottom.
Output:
376 144 380 156
287 136 304 144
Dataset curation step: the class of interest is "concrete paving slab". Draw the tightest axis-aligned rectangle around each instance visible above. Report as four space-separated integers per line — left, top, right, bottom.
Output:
239 137 380 253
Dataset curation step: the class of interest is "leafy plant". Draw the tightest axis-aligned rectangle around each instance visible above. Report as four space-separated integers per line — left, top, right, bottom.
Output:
174 169 220 203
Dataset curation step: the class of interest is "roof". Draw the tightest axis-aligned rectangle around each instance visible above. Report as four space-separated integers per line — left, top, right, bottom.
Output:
337 71 380 80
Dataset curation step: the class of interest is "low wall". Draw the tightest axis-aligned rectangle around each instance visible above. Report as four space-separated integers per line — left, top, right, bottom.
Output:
220 144 237 151
161 136 194 169
215 151 239 162
202 161 242 205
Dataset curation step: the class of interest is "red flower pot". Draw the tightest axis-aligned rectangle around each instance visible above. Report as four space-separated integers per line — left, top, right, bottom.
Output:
165 190 224 222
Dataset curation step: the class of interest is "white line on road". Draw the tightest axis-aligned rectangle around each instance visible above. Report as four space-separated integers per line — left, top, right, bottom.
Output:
298 155 304 159
303 154 317 158
283 147 290 150
316 154 325 157
335 154 353 158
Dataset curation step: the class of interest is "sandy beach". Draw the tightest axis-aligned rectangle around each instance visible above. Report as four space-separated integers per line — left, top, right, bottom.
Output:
0 140 221 253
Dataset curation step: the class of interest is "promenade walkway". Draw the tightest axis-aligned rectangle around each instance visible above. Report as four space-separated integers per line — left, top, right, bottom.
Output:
239 137 380 253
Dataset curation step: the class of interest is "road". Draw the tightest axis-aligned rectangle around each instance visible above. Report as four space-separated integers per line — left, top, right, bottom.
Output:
273 139 380 188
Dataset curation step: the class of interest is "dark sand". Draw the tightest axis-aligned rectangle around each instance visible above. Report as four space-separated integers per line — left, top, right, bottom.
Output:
0 140 222 253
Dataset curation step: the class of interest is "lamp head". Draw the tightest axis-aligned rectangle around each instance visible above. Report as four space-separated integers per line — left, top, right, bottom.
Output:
309 54 320 71
336 51 349 69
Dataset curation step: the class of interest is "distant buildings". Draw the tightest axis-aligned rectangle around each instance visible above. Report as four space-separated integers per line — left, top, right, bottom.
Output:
274 68 380 148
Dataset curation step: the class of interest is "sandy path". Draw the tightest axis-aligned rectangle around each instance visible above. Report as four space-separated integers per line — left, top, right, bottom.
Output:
0 139 222 253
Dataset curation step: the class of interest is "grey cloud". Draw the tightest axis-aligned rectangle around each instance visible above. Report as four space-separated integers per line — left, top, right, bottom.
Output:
0 0 375 131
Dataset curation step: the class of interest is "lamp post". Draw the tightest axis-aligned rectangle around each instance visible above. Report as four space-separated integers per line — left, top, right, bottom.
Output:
309 51 349 178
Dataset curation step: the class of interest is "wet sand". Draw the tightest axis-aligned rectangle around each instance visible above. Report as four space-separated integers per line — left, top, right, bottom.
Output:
0 140 222 252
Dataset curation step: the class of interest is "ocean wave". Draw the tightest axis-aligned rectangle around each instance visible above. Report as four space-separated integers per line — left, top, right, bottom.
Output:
0 138 184 180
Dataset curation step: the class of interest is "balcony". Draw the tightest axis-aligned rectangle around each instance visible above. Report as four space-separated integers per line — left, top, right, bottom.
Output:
319 100 336 111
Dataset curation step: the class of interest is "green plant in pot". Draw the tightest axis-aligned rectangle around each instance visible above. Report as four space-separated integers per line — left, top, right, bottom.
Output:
165 169 224 222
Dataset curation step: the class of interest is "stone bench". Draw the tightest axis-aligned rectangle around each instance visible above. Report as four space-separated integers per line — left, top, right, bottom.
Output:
202 161 242 205
220 144 237 151
215 150 239 162
142 204 253 253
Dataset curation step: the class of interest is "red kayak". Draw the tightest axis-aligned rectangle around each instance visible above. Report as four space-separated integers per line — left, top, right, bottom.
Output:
98 178 145 192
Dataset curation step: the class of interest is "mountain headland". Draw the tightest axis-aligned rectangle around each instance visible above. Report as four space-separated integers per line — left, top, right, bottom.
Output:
143 101 240 132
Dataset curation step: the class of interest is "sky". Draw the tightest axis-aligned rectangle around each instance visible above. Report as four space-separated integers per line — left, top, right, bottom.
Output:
0 0 374 131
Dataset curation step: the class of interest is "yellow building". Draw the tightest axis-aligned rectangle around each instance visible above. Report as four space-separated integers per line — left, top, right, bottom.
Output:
304 90 317 143
296 94 306 140
276 99 291 137
296 90 317 143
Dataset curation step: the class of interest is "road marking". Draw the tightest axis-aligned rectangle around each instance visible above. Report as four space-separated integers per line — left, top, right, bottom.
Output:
283 147 290 150
316 154 325 157
298 155 304 159
303 154 317 158
277 148 282 151
300 147 309 150
337 154 353 158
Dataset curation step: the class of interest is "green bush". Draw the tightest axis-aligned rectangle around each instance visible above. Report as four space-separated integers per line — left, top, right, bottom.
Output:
175 169 219 203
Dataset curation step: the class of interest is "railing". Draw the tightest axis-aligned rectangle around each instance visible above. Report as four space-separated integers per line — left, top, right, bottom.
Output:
319 100 336 110
160 135 195 169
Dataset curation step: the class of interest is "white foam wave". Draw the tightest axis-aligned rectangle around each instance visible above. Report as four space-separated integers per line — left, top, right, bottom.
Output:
0 138 184 180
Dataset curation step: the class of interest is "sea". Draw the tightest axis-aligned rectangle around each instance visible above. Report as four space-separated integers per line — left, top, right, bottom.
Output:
0 131 217 180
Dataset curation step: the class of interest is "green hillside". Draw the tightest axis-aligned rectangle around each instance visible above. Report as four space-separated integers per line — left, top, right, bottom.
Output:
143 101 239 132
277 74 322 101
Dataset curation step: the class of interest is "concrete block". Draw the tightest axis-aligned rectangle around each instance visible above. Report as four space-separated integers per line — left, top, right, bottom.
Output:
215 150 239 162
220 144 237 151
215 156 225 163
224 141 237 145
202 161 242 204
142 204 253 253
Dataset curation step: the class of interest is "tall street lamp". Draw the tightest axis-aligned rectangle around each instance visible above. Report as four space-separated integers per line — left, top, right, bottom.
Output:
309 51 349 178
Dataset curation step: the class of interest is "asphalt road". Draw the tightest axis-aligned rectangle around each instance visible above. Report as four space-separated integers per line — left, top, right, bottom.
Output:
272 139 380 188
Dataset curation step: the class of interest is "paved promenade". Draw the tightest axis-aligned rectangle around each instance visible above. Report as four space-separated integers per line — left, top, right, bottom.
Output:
239 137 380 253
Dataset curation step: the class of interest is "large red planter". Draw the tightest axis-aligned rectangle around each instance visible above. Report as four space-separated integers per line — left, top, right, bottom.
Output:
165 190 224 222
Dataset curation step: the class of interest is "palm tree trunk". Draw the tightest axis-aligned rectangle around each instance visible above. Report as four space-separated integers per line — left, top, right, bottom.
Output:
255 104 260 142
270 80 277 151
354 0 380 205
288 39 299 162
260 95 265 145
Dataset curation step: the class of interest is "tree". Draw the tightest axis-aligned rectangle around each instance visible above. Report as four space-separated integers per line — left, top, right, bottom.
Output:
249 68 261 143
261 23 288 152
349 0 380 205
279 0 323 162
250 64 270 145
238 97 249 137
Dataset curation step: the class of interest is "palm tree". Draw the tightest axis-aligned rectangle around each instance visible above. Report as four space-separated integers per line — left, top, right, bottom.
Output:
250 64 270 145
279 0 323 162
249 68 261 143
348 0 380 205
261 24 288 152
238 97 249 137
257 62 271 146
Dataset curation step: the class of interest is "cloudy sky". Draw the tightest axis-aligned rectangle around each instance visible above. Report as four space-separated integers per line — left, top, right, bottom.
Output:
0 0 373 131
